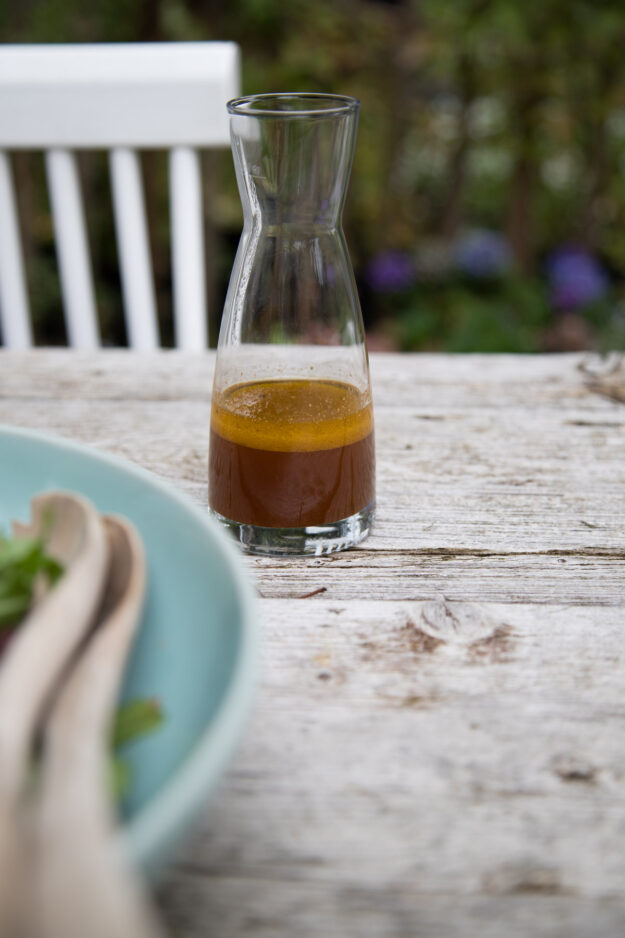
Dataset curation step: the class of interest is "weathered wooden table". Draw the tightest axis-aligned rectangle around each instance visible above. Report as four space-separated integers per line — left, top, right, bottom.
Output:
2 350 625 937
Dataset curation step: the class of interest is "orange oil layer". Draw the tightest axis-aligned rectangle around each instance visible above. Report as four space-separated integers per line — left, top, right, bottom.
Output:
210 378 373 452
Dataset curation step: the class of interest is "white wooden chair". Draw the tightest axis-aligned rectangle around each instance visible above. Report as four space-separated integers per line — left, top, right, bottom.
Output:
0 42 240 350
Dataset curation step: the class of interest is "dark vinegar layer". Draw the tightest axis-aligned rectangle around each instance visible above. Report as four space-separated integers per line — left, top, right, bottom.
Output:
209 429 375 527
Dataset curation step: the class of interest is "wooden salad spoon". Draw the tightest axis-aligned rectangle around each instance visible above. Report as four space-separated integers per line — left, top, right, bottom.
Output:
0 492 109 935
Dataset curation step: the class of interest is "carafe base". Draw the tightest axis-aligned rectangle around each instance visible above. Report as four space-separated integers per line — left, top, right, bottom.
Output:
209 503 375 557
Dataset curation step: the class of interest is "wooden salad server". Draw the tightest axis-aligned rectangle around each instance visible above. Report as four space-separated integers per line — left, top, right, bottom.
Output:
30 515 165 938
0 492 109 935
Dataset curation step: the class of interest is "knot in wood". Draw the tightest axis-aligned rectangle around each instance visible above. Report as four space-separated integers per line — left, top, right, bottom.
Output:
419 600 512 650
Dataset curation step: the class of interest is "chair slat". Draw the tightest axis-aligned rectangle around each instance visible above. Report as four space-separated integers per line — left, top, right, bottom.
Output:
0 43 239 149
0 152 33 348
109 149 159 350
45 150 99 349
169 147 207 351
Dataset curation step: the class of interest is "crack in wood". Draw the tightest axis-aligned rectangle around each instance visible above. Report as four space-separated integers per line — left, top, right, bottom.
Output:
484 864 571 896
566 420 624 428
323 546 625 561
551 754 598 784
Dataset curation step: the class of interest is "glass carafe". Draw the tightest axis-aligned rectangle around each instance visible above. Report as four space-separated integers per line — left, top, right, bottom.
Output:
209 93 375 556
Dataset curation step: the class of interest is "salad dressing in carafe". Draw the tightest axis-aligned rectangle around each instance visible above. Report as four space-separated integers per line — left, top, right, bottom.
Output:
209 93 375 554
209 378 374 528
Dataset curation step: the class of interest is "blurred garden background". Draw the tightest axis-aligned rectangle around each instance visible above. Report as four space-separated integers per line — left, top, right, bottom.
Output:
3 0 625 351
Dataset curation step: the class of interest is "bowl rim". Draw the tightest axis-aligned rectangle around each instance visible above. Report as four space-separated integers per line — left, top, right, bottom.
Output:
0 422 259 874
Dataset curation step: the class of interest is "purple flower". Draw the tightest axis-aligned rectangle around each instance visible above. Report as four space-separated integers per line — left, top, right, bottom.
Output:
364 251 416 293
546 246 608 311
454 229 512 278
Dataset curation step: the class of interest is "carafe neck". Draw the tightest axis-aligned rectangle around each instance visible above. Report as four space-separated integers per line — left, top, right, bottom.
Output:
229 97 359 229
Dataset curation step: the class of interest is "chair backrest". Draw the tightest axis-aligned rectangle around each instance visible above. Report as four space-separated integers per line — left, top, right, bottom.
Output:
0 42 240 350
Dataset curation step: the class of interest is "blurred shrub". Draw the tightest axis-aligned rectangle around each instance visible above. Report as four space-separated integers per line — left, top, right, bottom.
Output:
2 0 625 350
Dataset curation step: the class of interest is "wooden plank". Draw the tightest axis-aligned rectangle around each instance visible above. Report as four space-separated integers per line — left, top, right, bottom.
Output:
0 351 213 401
157 876 625 938
246 552 624 605
1 350 624 411
154 598 625 936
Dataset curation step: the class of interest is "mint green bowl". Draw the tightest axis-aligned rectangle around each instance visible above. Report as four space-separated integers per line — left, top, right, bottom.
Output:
0 424 258 875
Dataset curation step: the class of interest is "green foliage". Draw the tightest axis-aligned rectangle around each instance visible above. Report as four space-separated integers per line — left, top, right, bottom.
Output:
111 697 165 800
392 275 551 353
112 697 164 750
0 531 63 631
3 0 625 351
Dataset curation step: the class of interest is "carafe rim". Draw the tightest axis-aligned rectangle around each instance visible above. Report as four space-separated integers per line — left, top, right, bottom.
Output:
227 92 360 119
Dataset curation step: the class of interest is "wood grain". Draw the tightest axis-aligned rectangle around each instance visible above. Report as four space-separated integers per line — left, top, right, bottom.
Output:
155 599 625 937
1 349 625 937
